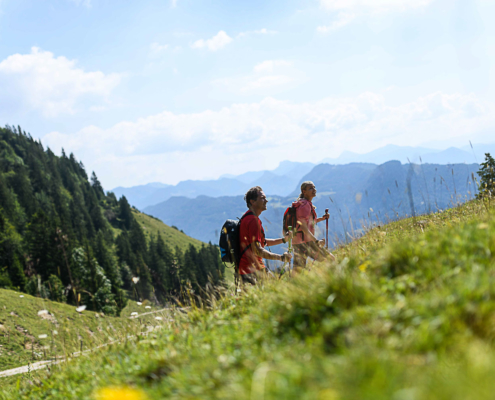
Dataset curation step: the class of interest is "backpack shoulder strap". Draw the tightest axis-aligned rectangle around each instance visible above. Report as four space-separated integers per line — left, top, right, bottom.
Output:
240 211 254 221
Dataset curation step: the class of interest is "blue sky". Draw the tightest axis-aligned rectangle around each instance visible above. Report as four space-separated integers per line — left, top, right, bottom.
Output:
1 0 494 188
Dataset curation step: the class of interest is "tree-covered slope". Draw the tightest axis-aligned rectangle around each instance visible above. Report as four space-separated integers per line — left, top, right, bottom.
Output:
0 125 224 317
4 198 495 399
131 210 202 250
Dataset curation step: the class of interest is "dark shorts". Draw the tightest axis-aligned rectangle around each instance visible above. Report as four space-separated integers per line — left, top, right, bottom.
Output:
293 241 328 268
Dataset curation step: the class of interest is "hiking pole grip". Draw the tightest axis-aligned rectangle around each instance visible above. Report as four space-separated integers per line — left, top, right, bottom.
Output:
325 209 329 249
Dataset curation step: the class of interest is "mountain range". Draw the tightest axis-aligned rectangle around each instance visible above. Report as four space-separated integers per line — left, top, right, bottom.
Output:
113 144 492 211
112 160 315 209
143 161 480 246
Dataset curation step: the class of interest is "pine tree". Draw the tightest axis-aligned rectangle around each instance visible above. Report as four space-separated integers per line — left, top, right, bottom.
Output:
8 255 27 291
477 153 495 198
93 232 127 313
91 172 105 200
148 235 173 302
118 196 134 230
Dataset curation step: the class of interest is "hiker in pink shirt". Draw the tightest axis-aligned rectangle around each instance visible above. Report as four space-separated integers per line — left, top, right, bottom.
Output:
292 181 335 270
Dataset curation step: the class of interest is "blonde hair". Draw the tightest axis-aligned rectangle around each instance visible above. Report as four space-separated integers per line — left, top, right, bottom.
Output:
298 181 314 200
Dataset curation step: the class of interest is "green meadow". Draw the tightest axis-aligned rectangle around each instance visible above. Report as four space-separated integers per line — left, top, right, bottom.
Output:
3 198 495 399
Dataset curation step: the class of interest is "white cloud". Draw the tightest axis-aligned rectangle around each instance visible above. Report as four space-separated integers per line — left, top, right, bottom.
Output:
69 0 92 8
0 47 121 117
318 0 435 32
171 0 178 8
43 91 493 187
191 31 233 51
317 12 355 33
320 0 435 13
214 60 295 94
237 28 278 38
149 42 169 57
253 60 292 74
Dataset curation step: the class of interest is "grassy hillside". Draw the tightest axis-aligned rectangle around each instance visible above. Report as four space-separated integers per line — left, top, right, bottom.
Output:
0 289 164 372
132 209 203 250
4 198 495 399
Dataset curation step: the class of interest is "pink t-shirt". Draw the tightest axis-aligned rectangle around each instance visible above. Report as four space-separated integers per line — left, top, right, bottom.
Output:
292 199 317 245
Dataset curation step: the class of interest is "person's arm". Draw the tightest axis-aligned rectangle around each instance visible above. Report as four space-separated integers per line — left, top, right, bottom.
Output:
316 211 330 224
251 242 291 262
265 231 292 247
298 219 319 242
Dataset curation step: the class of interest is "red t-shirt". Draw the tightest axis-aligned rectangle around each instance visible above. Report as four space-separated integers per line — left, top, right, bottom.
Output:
239 211 266 275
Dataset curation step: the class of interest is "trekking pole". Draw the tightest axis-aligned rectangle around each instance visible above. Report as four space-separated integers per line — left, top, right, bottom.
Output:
325 208 329 249
288 226 293 276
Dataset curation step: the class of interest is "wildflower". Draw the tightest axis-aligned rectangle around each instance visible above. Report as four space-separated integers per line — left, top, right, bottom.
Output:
137 302 142 306
38 310 48 316
19 295 24 298
131 312 138 316
145 306 151 309
132 277 140 284
76 305 87 313
155 316 162 321
358 261 370 272
38 334 48 339
95 386 148 400
53 330 58 335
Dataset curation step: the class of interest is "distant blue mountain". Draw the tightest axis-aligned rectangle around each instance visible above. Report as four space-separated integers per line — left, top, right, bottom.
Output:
113 161 316 209
321 144 477 165
112 144 490 211
144 161 480 245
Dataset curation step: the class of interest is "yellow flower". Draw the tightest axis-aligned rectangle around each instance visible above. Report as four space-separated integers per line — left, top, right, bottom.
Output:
95 387 148 400
358 261 370 272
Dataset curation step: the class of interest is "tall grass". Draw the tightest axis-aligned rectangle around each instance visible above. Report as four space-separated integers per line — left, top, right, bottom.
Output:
3 197 495 399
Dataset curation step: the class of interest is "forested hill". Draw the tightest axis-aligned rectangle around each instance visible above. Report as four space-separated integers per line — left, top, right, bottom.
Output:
0 125 223 315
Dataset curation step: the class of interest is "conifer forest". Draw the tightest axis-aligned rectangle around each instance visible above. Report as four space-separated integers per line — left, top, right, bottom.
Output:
0 125 224 315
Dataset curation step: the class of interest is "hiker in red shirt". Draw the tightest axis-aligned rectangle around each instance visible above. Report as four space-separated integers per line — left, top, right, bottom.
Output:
292 181 335 271
239 186 292 285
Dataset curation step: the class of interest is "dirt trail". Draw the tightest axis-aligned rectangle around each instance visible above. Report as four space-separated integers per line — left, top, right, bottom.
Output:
0 307 182 379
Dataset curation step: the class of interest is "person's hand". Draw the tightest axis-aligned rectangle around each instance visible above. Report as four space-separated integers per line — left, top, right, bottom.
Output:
284 231 293 242
318 239 325 247
282 252 292 262
323 212 330 220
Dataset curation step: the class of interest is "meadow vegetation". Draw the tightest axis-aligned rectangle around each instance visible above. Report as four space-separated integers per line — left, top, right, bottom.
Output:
0 289 163 372
3 196 495 399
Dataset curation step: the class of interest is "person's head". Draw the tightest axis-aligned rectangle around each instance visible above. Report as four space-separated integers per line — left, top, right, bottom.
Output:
299 181 317 201
245 186 268 214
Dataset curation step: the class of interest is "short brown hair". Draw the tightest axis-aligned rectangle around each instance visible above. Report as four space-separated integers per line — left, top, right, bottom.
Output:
245 186 263 208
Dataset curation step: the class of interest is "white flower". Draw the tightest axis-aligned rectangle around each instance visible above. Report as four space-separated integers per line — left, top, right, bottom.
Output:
132 277 140 284
76 305 87 313
38 334 47 339
53 330 58 335
131 312 138 316
145 306 151 309
19 295 24 298
137 302 142 306
37 310 48 316
155 316 162 321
